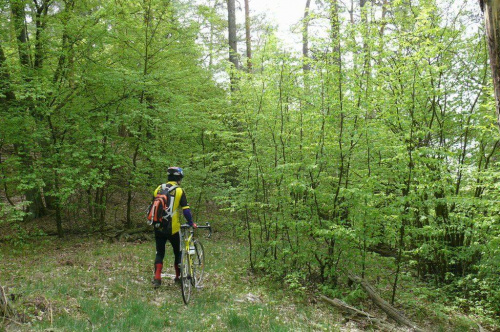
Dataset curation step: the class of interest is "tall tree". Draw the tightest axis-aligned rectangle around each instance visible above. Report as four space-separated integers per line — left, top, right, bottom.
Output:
227 0 238 68
244 0 252 71
227 0 239 90
10 0 31 69
302 0 312 72
8 0 47 220
480 0 500 131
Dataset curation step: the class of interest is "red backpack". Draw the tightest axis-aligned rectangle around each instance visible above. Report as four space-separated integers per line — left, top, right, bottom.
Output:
147 185 177 231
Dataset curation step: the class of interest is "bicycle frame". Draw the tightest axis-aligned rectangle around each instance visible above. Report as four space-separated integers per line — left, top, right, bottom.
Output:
182 230 194 279
179 223 211 259
179 223 211 304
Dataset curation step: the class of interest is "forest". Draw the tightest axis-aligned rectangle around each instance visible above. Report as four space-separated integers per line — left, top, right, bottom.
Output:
1 0 499 330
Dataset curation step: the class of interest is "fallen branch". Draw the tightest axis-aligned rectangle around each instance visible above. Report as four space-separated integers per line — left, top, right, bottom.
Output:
347 272 425 332
319 295 396 331
0 285 15 320
319 295 375 319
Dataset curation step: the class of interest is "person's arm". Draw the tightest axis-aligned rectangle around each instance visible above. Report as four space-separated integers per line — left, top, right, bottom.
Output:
180 190 196 228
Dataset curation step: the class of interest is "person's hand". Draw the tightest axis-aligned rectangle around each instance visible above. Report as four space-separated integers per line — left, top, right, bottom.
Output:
192 223 198 229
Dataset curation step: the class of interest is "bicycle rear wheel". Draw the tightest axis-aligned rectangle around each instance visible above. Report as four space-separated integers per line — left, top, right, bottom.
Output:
180 250 192 304
192 240 205 286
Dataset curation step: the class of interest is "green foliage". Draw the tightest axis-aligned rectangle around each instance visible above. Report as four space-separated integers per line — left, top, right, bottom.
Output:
1 0 227 231
3 223 47 250
1 0 499 326
207 0 500 324
0 202 29 224
283 271 307 298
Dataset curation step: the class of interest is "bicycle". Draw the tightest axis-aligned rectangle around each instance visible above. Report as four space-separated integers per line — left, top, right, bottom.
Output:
179 222 211 304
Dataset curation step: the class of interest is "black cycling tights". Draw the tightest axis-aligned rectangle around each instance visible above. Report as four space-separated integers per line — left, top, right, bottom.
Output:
155 231 181 266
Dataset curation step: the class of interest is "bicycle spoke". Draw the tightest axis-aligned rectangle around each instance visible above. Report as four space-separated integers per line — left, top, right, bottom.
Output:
192 240 205 286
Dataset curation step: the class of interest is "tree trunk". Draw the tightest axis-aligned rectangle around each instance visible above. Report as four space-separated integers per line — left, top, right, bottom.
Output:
10 0 31 69
227 0 238 68
9 0 48 220
302 0 312 72
34 0 50 69
25 185 46 219
54 173 64 238
481 0 500 131
227 0 239 90
244 0 252 71
126 144 139 229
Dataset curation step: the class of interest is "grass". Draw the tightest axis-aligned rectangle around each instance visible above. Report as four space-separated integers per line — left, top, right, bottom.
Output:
0 232 342 331
1 228 497 331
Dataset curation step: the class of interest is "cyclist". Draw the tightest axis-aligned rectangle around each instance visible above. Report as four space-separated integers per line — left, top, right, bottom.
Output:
152 167 197 288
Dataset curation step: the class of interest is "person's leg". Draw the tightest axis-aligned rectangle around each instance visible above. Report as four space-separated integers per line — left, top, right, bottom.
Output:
154 232 168 287
168 232 181 281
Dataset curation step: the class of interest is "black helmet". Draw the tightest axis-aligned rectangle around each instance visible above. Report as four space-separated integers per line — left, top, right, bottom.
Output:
167 167 184 181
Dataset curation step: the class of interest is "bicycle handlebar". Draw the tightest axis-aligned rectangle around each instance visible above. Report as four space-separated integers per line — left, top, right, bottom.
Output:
180 222 212 238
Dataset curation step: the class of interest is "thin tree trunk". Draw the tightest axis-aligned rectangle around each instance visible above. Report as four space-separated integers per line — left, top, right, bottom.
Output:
34 0 50 69
480 0 500 131
227 0 239 90
244 0 252 71
392 72 417 304
126 143 140 229
227 0 238 68
379 0 388 36
302 0 312 72
54 171 64 237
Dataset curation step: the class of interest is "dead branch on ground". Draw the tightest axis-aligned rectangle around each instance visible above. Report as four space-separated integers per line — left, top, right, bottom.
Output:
347 272 425 332
0 285 16 322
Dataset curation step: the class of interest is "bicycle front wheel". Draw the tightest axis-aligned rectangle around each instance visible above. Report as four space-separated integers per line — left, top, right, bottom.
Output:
192 240 205 286
180 250 192 304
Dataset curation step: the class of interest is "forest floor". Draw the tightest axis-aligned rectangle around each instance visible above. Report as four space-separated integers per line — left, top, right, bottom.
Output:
0 219 496 332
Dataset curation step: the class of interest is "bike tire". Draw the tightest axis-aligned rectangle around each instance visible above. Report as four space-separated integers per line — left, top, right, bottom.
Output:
192 240 205 286
180 249 191 304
